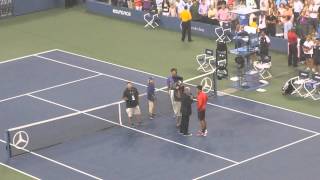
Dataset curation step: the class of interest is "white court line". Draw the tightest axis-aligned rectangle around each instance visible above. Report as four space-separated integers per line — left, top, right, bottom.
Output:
0 162 41 180
0 49 58 64
25 94 238 164
193 133 320 180
206 102 319 134
33 55 320 134
0 140 103 180
53 49 320 120
0 74 102 103
118 103 123 126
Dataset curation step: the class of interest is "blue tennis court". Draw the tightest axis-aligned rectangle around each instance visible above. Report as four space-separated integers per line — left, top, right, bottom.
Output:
1 49 320 180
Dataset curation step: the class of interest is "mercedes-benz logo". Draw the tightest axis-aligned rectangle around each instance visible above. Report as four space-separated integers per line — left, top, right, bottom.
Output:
12 131 29 149
201 77 213 93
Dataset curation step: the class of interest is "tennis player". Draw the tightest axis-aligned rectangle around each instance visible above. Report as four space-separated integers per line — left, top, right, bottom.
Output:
167 68 183 118
196 85 208 136
122 82 141 126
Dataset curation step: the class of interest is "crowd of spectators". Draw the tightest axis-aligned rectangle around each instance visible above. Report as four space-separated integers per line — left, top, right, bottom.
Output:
105 0 320 72
107 0 320 40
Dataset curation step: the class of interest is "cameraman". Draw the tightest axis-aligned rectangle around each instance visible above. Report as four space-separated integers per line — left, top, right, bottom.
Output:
259 30 270 57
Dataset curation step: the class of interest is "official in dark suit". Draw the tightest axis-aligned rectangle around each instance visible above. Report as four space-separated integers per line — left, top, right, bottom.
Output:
180 87 193 136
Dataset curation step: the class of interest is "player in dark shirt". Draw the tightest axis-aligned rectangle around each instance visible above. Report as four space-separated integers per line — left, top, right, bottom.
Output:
122 82 141 126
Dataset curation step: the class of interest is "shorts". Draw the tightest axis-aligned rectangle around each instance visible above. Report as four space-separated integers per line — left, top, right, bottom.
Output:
305 54 312 59
148 100 155 114
126 106 141 118
198 110 206 121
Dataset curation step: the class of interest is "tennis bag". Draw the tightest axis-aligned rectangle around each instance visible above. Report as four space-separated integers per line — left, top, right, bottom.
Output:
282 79 295 95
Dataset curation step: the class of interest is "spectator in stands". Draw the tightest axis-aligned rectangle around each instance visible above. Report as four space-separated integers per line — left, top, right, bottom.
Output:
186 0 193 9
303 34 316 72
275 16 284 38
258 11 267 33
278 3 287 23
250 16 258 29
143 0 152 11
176 0 187 14
198 0 209 20
314 39 320 73
169 3 178 17
308 0 319 32
190 0 201 21
237 0 246 8
216 2 231 26
260 0 269 12
156 0 163 13
293 0 304 24
162 0 170 16
299 8 309 37
134 0 143 10
208 4 219 25
259 30 271 56
284 16 293 39
127 0 134 8
111 0 118 6
288 28 298 67
266 9 277 36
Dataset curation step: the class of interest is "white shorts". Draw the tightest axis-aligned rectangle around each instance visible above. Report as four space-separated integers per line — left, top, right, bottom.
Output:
126 106 141 118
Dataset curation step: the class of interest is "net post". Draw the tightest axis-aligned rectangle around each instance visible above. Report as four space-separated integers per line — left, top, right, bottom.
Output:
5 130 12 159
118 103 122 126
212 69 217 97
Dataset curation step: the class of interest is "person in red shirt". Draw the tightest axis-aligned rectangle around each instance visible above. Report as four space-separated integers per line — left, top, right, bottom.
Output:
287 28 298 67
196 85 208 136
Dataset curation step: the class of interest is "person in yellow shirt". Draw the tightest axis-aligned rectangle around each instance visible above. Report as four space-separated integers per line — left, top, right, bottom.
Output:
179 6 192 42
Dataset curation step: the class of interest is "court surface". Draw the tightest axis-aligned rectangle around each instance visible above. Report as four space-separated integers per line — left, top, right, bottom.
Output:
1 49 320 180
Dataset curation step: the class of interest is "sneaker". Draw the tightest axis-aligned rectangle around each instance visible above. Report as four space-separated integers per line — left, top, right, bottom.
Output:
306 67 311 71
203 130 208 137
149 116 154 120
197 131 204 136
183 133 192 136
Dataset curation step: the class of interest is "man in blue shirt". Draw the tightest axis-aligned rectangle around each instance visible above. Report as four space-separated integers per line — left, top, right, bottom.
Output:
147 77 156 119
167 68 183 118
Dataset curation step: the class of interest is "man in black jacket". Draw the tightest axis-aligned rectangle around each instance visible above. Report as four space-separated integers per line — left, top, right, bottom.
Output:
122 82 141 126
180 87 193 136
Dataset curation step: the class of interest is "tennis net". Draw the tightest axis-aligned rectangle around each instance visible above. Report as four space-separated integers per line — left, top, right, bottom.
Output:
6 102 121 157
